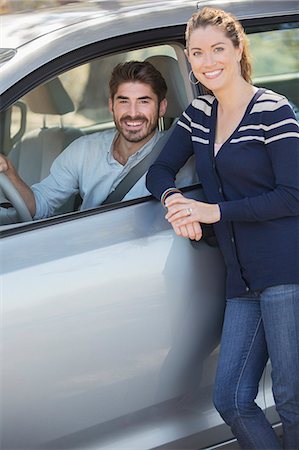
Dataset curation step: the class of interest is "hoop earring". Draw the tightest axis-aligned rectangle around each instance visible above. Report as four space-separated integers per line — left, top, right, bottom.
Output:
189 70 199 85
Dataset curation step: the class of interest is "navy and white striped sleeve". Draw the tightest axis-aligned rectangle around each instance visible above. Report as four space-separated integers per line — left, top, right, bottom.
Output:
146 105 195 200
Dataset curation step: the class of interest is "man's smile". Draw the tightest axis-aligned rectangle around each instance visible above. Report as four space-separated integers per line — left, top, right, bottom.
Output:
122 117 147 130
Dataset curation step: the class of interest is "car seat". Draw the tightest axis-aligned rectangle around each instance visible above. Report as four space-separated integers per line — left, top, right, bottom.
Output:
144 55 198 188
8 77 84 213
145 54 190 129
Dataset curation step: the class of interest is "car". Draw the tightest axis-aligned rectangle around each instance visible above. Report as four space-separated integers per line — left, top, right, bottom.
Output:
0 1 298 448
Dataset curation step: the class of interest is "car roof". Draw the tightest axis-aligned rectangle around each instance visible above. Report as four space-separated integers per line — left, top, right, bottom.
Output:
2 0 298 49
0 0 298 96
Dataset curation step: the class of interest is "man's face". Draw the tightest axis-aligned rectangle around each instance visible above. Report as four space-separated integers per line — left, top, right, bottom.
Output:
109 82 166 143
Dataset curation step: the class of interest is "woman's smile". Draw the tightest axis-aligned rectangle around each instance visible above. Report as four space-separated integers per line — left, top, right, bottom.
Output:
203 69 223 79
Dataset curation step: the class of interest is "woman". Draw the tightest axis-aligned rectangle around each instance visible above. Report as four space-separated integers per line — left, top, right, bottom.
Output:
146 7 299 449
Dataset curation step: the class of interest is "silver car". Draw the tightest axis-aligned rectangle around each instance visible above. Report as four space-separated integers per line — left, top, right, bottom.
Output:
1 1 298 448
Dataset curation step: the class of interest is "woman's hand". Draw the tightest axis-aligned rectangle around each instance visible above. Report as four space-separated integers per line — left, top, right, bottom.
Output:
165 196 221 227
172 218 203 241
164 193 202 241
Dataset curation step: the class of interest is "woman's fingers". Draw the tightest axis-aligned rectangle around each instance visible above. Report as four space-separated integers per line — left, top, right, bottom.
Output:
190 221 202 241
166 206 193 222
165 199 195 220
171 221 202 241
165 196 190 208
177 224 189 239
167 201 221 225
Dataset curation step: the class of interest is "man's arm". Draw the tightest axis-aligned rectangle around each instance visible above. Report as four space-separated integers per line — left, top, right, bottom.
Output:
0 155 36 216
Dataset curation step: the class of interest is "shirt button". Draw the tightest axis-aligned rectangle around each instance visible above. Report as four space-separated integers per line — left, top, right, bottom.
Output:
245 286 250 292
231 236 235 243
218 187 222 194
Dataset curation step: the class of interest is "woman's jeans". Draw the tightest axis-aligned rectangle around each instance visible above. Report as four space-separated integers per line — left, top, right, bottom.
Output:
213 284 299 449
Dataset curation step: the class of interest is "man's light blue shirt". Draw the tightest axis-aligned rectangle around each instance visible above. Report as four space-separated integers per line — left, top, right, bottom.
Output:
32 129 161 219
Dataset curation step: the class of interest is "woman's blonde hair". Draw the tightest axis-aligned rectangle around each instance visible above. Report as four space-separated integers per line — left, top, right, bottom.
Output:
185 7 252 85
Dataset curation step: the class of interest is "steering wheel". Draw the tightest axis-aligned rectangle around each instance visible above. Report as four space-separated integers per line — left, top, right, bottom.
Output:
0 172 33 222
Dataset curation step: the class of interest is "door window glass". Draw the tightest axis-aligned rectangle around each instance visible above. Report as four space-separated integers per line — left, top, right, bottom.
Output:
250 25 299 114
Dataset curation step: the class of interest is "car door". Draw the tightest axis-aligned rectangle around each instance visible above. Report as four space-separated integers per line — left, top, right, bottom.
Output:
1 193 227 449
0 31 228 450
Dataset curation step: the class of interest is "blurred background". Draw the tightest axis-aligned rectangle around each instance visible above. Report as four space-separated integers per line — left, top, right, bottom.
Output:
0 0 117 14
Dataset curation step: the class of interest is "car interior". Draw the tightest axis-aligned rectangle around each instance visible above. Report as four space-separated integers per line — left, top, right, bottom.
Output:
0 45 197 224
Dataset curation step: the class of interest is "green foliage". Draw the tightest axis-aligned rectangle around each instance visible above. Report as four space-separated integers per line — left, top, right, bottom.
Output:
250 28 299 77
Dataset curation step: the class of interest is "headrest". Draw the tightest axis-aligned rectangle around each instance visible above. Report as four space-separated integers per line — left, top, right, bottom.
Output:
24 77 74 115
145 55 189 118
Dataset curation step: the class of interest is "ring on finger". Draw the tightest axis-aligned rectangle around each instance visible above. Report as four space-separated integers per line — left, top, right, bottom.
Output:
186 207 192 216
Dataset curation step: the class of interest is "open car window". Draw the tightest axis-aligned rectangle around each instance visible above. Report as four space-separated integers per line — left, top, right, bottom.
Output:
1 43 197 227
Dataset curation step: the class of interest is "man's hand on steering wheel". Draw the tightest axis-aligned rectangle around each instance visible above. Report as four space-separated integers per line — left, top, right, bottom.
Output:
0 154 34 222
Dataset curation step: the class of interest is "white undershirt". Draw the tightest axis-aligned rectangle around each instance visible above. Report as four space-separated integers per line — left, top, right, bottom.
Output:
214 142 222 156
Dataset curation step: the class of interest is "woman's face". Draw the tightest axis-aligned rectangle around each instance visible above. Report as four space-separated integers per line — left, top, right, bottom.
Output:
186 25 243 93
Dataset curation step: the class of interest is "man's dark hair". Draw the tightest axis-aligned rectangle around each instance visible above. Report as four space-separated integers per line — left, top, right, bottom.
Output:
109 61 167 104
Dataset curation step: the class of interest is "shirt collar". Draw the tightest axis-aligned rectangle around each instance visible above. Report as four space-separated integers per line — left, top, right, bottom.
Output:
107 129 162 165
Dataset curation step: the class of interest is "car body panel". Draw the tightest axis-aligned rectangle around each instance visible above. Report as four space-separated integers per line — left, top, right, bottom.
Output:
2 194 228 448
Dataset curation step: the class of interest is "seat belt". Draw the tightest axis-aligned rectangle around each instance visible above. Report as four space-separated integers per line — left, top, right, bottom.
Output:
102 122 176 205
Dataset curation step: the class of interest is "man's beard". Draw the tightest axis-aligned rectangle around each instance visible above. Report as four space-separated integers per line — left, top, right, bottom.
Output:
115 114 158 143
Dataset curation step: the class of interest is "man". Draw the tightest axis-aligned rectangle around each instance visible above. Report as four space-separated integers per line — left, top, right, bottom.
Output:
0 61 167 219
